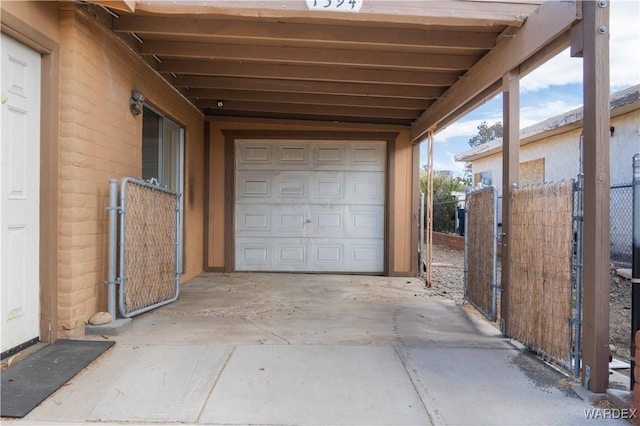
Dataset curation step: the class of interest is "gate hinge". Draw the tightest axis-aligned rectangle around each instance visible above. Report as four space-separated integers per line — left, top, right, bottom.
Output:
105 206 122 213
103 278 122 286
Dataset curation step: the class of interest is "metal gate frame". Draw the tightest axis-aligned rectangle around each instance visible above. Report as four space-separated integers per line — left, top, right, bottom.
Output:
106 177 180 319
464 185 499 321
571 174 584 377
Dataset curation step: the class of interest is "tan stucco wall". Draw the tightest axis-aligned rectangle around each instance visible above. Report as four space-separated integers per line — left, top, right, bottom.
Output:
2 1 60 41
207 120 417 276
54 4 204 336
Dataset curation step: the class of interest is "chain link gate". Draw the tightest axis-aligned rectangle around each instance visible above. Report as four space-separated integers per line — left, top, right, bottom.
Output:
464 186 499 321
106 177 180 319
507 181 576 371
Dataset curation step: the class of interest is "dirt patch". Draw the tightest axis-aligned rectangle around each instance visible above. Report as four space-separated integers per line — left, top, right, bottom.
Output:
428 242 632 375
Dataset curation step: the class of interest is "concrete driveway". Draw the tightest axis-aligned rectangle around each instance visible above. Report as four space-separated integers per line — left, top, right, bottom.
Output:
12 273 629 425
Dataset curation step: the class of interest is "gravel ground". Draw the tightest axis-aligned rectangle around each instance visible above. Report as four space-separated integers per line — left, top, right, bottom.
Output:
428 242 632 371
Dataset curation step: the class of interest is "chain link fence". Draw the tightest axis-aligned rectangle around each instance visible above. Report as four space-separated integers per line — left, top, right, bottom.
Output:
610 183 632 265
433 199 465 235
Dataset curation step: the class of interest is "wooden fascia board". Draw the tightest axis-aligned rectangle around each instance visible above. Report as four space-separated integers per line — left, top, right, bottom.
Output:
133 1 535 27
410 0 580 142
88 0 135 13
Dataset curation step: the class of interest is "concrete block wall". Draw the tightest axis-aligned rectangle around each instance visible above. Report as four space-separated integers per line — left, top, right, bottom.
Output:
57 4 204 337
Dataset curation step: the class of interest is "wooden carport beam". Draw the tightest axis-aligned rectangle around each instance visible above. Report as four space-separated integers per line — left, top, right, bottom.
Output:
89 0 135 13
411 1 581 142
134 1 535 27
111 16 499 51
573 0 610 394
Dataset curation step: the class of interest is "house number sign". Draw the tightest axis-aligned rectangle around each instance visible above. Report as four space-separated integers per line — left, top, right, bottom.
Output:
305 0 362 12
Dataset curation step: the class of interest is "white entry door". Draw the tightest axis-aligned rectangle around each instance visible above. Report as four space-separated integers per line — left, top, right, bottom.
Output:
1 34 41 353
235 140 386 273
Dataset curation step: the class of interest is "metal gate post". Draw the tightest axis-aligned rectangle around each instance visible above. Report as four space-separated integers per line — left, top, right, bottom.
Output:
491 186 499 322
463 189 469 298
572 173 584 377
631 153 640 389
420 192 425 279
106 178 118 321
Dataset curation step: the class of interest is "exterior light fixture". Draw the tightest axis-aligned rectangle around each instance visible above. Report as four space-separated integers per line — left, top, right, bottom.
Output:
130 90 145 116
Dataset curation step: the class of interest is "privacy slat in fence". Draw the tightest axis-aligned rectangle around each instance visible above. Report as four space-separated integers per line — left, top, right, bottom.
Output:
466 187 496 320
508 181 574 366
121 179 178 316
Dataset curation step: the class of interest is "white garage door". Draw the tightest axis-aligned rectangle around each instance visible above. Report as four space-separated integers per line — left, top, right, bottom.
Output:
235 140 385 273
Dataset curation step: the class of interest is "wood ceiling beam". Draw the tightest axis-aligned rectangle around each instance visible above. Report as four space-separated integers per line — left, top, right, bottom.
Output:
172 75 446 99
134 1 538 28
185 88 433 110
411 0 580 141
205 110 411 126
197 99 420 120
159 60 459 87
112 16 498 51
88 0 135 13
141 41 479 71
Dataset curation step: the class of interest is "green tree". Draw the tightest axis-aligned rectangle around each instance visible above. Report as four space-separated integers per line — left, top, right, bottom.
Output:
468 121 503 147
420 173 466 234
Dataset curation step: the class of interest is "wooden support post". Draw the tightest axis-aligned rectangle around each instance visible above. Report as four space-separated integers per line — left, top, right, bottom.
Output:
425 131 435 287
500 69 520 336
577 0 610 393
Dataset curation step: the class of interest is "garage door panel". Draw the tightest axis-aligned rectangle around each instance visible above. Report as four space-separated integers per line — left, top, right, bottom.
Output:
349 241 384 272
277 244 306 265
275 144 310 168
276 206 311 236
311 242 344 269
313 175 344 200
349 143 386 171
235 140 385 273
274 172 309 202
346 173 385 204
313 144 347 170
236 208 270 234
346 205 384 237
236 239 270 270
309 239 383 272
237 172 273 202
237 142 272 170
311 205 344 237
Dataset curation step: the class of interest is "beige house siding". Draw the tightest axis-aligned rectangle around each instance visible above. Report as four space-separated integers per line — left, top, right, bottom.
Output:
55 4 205 337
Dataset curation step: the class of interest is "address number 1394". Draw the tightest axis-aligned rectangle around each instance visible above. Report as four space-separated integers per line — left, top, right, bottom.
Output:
305 0 363 12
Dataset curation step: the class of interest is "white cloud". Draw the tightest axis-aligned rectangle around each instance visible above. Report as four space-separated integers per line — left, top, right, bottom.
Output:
521 51 581 93
610 0 640 88
521 0 640 93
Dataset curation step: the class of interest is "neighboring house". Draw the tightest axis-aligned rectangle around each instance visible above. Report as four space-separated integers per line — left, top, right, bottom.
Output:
0 0 605 361
455 85 640 262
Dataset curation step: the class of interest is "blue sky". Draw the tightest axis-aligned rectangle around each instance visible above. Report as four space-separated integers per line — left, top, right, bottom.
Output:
421 0 640 174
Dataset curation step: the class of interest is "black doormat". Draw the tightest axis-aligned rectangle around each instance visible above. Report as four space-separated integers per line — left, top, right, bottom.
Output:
1 339 114 418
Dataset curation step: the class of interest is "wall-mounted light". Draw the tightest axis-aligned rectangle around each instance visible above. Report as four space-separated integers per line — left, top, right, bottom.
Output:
217 100 224 108
130 90 145 116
